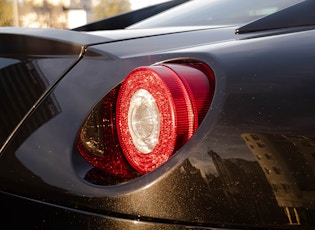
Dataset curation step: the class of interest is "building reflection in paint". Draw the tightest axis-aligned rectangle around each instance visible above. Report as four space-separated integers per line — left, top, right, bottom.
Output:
242 133 315 225
0 57 61 149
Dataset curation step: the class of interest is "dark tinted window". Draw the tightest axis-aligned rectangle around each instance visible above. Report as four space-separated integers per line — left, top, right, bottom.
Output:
129 0 304 28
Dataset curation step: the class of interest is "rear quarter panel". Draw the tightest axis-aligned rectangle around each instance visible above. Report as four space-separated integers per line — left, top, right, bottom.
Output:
1 28 315 229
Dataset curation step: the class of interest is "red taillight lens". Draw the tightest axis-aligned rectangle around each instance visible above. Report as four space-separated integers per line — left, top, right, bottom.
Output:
77 62 215 179
77 87 139 178
116 64 212 174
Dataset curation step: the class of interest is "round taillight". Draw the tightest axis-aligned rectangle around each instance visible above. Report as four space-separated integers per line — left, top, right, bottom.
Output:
116 64 213 174
77 62 215 182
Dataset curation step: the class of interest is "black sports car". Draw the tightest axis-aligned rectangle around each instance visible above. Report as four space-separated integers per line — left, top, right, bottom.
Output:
1 0 315 229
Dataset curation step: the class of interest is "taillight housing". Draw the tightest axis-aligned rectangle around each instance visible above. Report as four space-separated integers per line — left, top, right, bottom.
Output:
77 61 215 181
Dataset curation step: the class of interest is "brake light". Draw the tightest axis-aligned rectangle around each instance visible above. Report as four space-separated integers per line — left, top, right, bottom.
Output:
77 87 139 178
77 62 215 180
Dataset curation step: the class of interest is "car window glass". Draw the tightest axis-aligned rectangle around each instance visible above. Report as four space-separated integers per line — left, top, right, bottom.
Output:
129 0 304 28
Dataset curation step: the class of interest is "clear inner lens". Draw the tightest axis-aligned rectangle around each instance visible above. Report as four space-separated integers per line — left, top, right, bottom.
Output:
128 89 160 154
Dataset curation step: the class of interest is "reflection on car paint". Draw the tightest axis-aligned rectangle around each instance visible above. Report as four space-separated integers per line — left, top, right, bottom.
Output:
0 58 61 148
242 133 315 225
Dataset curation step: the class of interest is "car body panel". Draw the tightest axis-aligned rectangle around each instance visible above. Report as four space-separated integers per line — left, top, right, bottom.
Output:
1 25 315 228
1 0 315 229
0 27 112 152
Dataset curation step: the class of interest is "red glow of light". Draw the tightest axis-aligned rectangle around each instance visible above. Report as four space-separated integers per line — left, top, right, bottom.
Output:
116 65 211 174
77 87 139 178
77 62 215 180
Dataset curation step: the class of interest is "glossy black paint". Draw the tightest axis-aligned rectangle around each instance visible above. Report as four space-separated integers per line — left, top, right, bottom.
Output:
1 4 315 230
0 28 109 155
0 35 78 149
1 192 202 229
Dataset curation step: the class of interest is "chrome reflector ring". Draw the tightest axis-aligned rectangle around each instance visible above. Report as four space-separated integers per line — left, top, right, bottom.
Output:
128 89 160 154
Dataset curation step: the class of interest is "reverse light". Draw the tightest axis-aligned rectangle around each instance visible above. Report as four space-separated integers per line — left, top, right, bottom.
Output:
77 62 215 180
127 88 161 154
